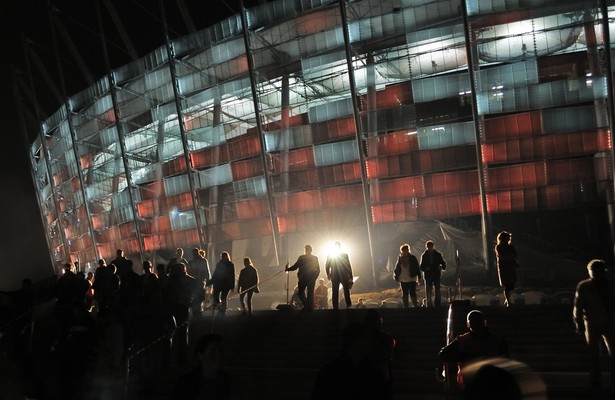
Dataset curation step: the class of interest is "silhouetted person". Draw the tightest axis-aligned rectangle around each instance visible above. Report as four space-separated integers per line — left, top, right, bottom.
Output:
573 259 615 388
237 257 259 316
209 252 235 315
187 248 210 318
438 310 509 390
394 243 421 308
285 244 320 311
495 231 519 307
364 309 396 388
55 263 82 332
93 259 120 313
315 278 329 309
156 263 169 290
420 241 447 307
325 241 354 310
165 262 199 365
311 322 392 400
141 260 160 297
111 249 132 281
172 333 232 400
168 247 189 275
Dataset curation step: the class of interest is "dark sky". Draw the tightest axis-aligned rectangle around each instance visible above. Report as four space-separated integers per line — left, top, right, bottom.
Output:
0 0 257 290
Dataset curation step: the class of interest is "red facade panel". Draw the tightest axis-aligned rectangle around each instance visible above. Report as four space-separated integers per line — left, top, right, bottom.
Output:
219 217 271 240
418 194 480 219
119 222 137 240
191 146 230 169
420 146 477 173
311 117 356 144
424 171 479 196
271 147 316 172
162 156 187 177
276 190 322 214
320 162 362 186
483 111 542 140
367 131 419 157
96 226 121 243
137 199 156 218
487 163 546 191
487 189 539 213
236 198 270 219
547 158 595 184
227 132 261 161
371 201 418 224
371 176 425 203
363 81 413 109
483 130 610 164
140 216 172 235
276 169 320 191
231 158 263 181
366 153 416 179
322 185 364 208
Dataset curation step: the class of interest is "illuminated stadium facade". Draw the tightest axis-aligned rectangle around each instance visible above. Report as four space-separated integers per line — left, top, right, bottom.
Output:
26 0 615 280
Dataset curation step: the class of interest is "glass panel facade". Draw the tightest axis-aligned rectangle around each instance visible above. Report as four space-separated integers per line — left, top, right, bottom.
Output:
28 0 615 273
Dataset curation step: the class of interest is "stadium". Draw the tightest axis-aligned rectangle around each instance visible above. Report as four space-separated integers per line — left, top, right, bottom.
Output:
22 0 615 287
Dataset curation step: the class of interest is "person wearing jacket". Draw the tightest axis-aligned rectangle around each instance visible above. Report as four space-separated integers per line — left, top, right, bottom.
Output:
325 241 354 310
237 257 259 316
573 259 615 387
394 243 421 308
420 241 447 307
208 252 235 314
285 244 320 311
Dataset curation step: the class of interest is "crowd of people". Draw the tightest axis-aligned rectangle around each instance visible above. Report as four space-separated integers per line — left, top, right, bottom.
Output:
2 232 615 399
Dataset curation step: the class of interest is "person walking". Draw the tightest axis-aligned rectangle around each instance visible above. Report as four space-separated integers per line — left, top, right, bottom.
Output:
325 241 354 310
187 248 210 318
285 244 320 311
237 257 260 316
420 241 447 307
394 243 421 308
494 231 519 307
209 252 235 315
573 259 615 388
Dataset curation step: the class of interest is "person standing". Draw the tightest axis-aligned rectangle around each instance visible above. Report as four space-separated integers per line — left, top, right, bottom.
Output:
420 241 447 307
209 252 235 314
394 243 421 308
237 257 260 316
494 231 519 307
111 249 132 281
314 278 329 309
285 244 321 312
573 259 615 388
187 248 210 318
325 241 354 310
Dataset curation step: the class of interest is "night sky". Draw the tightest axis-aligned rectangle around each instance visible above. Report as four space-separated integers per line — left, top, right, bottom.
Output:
0 0 256 290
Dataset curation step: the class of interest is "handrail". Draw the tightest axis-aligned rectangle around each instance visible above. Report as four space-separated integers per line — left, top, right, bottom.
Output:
441 301 455 400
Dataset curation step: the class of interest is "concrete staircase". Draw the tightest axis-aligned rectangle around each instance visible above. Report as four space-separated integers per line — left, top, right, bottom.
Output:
24 301 614 399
